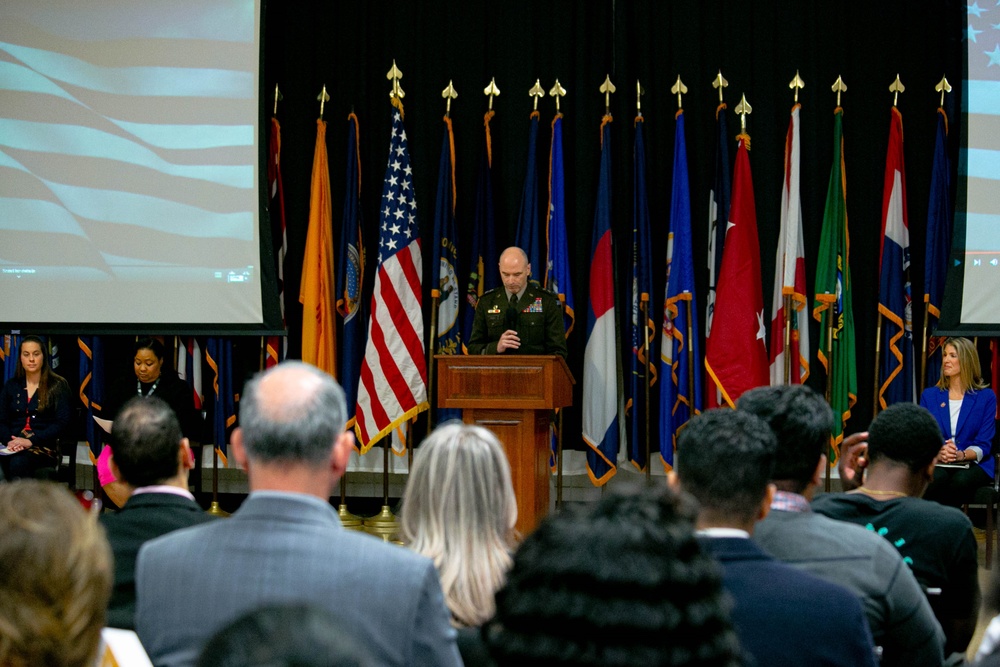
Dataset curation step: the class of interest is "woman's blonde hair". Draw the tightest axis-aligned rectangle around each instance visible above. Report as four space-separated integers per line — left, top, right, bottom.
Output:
0 481 112 667
401 422 517 627
936 336 988 392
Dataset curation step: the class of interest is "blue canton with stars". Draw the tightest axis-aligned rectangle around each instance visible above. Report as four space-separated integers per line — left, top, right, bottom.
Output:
379 109 419 265
966 1 1000 70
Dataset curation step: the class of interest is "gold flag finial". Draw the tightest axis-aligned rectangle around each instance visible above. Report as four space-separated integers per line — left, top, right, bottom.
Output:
529 79 545 111
789 71 805 104
636 79 645 116
599 74 616 114
671 75 688 110
273 84 283 116
935 75 952 107
889 74 905 107
549 79 567 112
831 75 847 107
316 85 330 119
712 70 729 104
484 77 500 110
735 94 751 132
387 60 405 100
441 80 458 117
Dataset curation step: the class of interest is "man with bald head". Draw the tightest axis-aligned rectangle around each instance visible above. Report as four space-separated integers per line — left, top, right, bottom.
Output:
134 362 461 667
467 246 568 358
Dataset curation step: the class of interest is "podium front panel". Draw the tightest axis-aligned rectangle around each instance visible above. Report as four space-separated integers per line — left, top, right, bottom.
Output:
444 362 550 410
464 408 550 536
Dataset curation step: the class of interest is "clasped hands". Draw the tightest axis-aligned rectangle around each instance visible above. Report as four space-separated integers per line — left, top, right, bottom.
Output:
6 436 33 453
938 439 963 464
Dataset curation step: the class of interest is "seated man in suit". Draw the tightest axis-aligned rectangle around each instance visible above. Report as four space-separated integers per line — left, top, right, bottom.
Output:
813 402 980 657
467 246 568 359
135 361 461 667
740 385 943 667
673 409 878 667
100 396 214 630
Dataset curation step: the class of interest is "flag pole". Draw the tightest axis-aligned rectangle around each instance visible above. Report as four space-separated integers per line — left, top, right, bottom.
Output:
206 443 229 517
825 315 834 492
874 312 883 415
686 299 696 418
920 302 929 394
783 296 792 383
642 298 651 480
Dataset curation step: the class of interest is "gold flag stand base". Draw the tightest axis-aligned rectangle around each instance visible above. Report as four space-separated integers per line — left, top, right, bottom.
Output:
338 504 364 531
207 501 230 517
363 505 400 542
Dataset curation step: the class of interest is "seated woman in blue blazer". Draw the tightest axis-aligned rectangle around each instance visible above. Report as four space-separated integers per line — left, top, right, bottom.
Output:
920 336 997 507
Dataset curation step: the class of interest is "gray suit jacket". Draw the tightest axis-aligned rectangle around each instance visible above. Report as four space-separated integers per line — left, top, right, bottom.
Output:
135 492 460 667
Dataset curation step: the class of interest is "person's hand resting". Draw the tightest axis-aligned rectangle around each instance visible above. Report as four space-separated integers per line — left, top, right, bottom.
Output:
6 436 33 453
496 330 520 353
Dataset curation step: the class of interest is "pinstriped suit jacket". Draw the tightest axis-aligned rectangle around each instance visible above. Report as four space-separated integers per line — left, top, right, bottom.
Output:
135 492 460 667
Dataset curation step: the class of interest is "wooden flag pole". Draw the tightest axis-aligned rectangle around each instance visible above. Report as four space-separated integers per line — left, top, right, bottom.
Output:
920 302 930 394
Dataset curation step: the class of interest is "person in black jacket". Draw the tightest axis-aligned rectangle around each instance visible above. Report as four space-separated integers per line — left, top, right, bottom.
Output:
98 337 202 505
101 396 214 629
0 335 71 480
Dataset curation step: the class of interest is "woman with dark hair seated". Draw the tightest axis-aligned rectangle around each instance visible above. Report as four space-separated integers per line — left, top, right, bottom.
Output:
920 336 997 507
99 337 201 505
0 335 71 480
483 484 743 667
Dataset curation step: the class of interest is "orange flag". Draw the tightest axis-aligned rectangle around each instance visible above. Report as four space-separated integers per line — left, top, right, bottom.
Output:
299 119 336 376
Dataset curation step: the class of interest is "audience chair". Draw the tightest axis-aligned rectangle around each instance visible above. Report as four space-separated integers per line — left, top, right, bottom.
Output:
965 422 1000 569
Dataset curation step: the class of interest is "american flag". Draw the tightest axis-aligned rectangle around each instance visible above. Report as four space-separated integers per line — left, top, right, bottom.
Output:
355 101 428 452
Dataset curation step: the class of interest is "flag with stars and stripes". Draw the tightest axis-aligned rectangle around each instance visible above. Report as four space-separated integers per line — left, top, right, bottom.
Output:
355 100 428 452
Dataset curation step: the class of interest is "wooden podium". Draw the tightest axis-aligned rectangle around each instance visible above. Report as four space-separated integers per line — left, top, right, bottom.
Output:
436 354 574 535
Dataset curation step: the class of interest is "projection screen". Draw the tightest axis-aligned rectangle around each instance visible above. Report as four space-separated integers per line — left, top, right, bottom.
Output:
0 0 281 334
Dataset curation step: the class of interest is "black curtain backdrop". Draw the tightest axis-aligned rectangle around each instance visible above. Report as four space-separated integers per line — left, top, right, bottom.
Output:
264 0 964 457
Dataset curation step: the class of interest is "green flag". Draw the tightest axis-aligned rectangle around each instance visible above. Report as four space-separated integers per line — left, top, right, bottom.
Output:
812 108 857 462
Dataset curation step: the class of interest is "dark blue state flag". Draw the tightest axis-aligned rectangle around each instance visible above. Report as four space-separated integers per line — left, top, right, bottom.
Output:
546 113 575 335
627 114 656 470
461 110 500 346
431 114 462 424
337 113 366 432
923 108 952 389
660 109 702 469
206 337 237 465
705 103 732 340
515 111 543 285
77 335 104 459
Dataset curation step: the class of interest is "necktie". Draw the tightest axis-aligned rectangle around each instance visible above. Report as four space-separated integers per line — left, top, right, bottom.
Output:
506 294 519 330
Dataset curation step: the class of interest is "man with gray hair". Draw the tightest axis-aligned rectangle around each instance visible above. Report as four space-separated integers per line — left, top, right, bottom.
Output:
135 362 461 667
